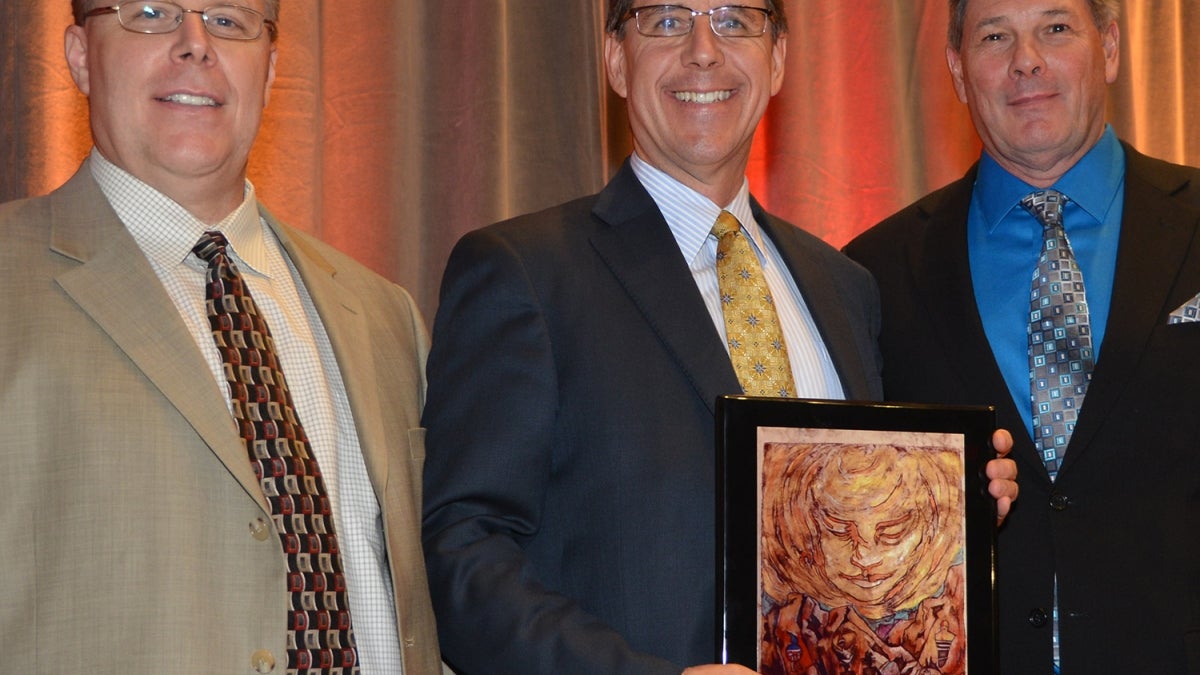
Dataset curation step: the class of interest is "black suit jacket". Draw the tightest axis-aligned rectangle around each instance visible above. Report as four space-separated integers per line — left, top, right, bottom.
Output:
422 161 883 674
844 143 1200 674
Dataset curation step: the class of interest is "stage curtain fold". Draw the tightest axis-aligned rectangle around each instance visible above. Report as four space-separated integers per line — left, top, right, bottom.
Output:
3 1 1197 318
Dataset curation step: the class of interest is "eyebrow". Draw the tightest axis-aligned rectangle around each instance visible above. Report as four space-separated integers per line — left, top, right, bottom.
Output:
973 7 1073 32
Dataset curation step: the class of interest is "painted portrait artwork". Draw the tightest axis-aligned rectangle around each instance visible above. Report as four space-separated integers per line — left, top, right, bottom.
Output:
715 397 995 675
757 428 967 675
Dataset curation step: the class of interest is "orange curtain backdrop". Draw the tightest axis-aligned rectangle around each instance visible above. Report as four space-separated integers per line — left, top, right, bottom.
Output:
1 1 609 319
246 1 611 313
0 4 91 194
747 0 1200 248
1113 0 1200 165
3 2 1199 319
752 1 981 247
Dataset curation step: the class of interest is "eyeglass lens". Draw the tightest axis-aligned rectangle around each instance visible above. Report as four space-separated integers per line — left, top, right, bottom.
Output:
634 5 769 38
117 2 267 40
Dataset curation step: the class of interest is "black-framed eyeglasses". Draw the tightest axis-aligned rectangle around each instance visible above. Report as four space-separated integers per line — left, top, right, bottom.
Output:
84 2 277 41
623 5 773 38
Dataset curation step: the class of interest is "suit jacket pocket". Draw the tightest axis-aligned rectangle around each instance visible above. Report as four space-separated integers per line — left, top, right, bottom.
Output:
407 427 427 510
408 427 427 461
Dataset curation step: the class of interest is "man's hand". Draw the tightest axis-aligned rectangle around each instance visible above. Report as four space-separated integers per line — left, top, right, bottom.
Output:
682 665 758 674
987 428 1019 524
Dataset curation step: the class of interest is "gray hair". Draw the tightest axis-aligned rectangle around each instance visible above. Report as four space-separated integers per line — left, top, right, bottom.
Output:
947 0 1119 49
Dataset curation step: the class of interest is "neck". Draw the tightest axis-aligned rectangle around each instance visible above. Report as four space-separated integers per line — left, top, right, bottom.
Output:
989 129 1105 189
133 169 247 225
164 181 246 225
92 148 249 225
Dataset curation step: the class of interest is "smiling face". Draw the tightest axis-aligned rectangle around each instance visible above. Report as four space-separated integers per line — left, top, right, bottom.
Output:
947 0 1119 186
65 1 277 219
604 1 786 205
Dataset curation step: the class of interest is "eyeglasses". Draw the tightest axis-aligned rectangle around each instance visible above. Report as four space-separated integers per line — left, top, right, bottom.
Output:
623 5 773 38
84 2 277 41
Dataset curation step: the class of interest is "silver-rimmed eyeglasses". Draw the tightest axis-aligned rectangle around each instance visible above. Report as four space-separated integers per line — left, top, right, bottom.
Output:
623 5 773 38
84 2 277 41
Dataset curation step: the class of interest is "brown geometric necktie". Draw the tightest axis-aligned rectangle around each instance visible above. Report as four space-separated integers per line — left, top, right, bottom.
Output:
1023 190 1093 482
193 231 359 674
712 211 796 397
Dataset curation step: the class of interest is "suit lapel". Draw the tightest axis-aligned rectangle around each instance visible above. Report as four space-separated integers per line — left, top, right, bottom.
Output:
48 168 268 514
268 219 391 504
912 173 1049 476
758 209 873 401
1061 147 1200 470
912 177 1004 401
588 166 741 415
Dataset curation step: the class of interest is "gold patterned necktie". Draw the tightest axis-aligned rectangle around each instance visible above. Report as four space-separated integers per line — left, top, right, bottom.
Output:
712 210 796 397
193 231 359 674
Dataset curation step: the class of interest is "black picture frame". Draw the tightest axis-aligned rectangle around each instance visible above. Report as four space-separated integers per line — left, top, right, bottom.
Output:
716 396 997 675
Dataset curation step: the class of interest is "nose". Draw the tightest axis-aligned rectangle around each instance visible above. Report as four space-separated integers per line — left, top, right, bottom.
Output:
850 543 884 574
171 9 215 63
682 16 725 68
1010 35 1046 78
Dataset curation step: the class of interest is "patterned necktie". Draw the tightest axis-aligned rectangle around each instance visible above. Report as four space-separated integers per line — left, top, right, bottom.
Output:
193 232 359 674
1023 190 1094 481
712 210 796 397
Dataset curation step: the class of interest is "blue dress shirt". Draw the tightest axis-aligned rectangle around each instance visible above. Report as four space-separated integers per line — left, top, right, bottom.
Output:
968 126 1125 438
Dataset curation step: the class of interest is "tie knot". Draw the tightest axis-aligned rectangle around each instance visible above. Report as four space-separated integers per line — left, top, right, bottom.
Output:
192 231 230 264
1020 189 1068 229
711 210 742 239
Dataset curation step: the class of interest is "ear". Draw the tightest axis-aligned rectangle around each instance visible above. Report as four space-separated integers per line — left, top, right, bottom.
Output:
263 44 278 107
604 32 628 99
769 33 787 97
946 44 968 104
1101 20 1120 84
64 25 91 96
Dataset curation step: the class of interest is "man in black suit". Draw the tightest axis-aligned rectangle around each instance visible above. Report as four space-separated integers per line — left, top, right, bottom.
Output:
845 0 1200 672
421 1 1017 674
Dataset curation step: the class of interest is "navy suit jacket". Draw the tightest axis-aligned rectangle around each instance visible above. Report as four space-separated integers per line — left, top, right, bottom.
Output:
422 161 883 674
844 143 1200 674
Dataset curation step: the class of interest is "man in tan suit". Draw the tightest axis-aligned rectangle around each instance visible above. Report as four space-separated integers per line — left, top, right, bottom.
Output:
0 1 440 672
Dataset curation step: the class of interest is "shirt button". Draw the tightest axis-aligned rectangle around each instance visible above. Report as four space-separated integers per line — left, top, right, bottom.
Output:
249 517 271 541
1049 492 1071 511
1028 608 1049 628
251 649 276 673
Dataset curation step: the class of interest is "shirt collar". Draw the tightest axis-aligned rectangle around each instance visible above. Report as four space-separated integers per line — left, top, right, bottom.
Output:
974 125 1124 231
89 147 270 277
629 152 764 263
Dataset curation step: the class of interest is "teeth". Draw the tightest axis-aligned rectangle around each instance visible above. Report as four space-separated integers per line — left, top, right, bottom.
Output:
161 93 218 106
674 90 732 104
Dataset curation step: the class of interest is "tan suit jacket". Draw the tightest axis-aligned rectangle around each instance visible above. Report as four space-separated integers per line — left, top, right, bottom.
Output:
0 163 441 673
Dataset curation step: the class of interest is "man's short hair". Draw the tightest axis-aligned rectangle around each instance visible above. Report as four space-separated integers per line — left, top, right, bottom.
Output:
947 0 1120 49
605 0 788 39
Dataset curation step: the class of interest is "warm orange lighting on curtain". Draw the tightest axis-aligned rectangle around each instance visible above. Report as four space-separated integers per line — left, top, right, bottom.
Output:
3 2 1198 317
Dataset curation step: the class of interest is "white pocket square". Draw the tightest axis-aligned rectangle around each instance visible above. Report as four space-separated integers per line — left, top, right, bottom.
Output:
1169 292 1200 324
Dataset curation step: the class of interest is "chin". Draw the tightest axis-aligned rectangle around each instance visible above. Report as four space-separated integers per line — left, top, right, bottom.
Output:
160 145 238 175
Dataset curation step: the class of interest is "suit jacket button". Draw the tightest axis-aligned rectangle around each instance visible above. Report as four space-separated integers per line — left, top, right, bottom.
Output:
1028 608 1049 628
249 517 271 541
250 649 276 672
1049 493 1070 511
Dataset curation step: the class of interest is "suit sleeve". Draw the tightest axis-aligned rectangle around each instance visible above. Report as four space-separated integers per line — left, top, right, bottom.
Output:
420 228 681 675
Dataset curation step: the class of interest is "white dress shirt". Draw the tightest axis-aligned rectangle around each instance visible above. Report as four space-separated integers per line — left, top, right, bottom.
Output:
630 153 846 400
89 149 404 673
